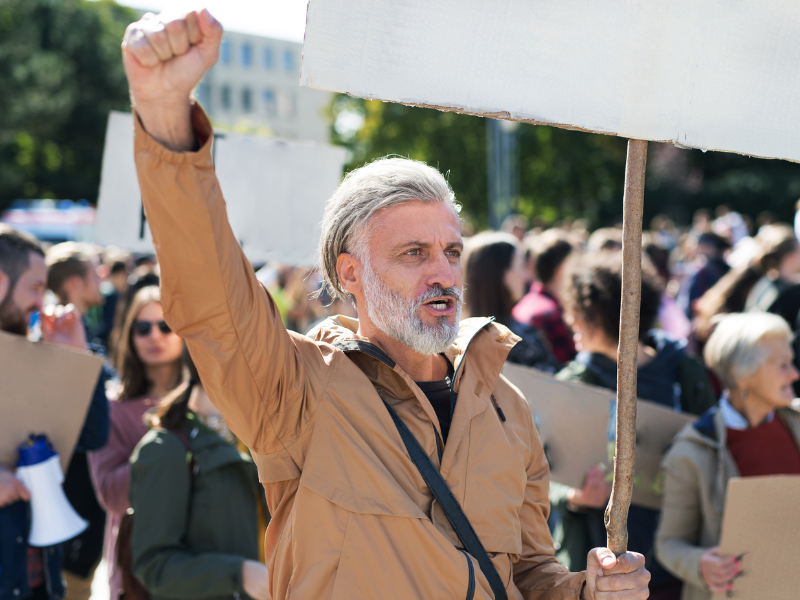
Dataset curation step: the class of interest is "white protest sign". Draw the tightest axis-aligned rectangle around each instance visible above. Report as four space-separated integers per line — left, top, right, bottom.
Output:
95 111 346 265
301 0 800 162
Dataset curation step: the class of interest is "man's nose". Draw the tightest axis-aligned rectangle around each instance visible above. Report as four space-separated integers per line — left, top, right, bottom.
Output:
426 250 456 289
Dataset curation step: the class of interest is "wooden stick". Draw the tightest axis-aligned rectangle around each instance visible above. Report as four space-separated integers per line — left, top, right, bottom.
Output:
605 138 647 556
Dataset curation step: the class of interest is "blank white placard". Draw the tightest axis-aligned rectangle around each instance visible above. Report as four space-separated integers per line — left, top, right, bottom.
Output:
301 0 800 162
95 111 346 265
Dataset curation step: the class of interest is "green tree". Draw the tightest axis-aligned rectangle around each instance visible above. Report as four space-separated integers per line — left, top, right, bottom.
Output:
331 95 800 229
0 0 137 211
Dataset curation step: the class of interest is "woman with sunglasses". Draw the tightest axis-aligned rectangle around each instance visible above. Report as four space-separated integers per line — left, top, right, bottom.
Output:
88 285 184 600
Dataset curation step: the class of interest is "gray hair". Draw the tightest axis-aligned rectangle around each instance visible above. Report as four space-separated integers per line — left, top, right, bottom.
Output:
704 312 793 390
318 157 459 300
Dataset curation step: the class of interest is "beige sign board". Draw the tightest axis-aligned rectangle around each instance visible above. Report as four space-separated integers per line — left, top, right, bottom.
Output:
0 332 103 472
302 0 800 163
715 476 800 600
95 111 346 265
502 363 694 510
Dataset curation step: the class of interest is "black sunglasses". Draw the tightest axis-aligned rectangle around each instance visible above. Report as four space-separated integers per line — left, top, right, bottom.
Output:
132 320 172 337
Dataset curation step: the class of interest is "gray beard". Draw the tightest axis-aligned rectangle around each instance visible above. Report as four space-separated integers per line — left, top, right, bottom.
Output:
361 260 462 356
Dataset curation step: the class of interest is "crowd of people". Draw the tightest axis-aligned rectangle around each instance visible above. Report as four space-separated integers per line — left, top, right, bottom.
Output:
1 8 798 600
2 198 799 600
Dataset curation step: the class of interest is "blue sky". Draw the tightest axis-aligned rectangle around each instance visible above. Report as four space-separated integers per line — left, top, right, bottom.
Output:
114 0 308 42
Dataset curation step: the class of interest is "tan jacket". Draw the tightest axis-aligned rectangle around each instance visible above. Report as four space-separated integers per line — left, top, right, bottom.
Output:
133 105 585 600
655 402 800 600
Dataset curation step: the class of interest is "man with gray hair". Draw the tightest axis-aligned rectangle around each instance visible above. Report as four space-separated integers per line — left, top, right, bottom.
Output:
121 9 649 600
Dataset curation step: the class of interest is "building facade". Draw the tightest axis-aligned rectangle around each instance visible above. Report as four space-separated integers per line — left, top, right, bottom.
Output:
194 31 332 143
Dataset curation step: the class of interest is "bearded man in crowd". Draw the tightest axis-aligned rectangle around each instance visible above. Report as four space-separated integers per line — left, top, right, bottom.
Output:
121 9 650 600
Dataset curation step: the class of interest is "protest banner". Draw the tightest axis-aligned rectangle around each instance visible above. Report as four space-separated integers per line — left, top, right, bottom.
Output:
301 0 800 552
716 476 800 599
503 363 693 511
0 331 104 472
95 111 346 266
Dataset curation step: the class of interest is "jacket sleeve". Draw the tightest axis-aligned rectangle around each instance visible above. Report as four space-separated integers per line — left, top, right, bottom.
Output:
130 431 248 599
74 361 111 452
654 449 709 591
513 408 586 600
88 406 134 516
133 105 333 456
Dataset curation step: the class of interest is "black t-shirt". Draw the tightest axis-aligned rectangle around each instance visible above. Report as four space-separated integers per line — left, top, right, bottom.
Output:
416 359 455 443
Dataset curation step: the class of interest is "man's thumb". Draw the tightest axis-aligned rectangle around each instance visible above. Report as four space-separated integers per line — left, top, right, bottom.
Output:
589 547 618 571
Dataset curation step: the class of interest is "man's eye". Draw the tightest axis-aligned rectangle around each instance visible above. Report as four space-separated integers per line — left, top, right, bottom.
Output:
446 250 461 257
406 249 421 256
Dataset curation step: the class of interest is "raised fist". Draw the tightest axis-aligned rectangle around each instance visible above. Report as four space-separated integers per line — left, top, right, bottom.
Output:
122 9 222 106
121 9 222 150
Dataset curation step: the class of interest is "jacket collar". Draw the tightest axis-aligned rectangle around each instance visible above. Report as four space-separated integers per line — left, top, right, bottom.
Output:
309 315 520 467
309 314 520 382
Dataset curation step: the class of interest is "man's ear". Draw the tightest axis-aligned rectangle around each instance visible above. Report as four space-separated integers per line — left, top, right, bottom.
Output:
337 253 361 297
0 271 9 304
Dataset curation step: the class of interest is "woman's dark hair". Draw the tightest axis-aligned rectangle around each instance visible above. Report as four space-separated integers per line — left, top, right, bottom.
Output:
693 224 799 342
148 348 199 430
564 252 663 342
464 232 519 325
754 224 798 272
530 229 576 286
116 285 182 399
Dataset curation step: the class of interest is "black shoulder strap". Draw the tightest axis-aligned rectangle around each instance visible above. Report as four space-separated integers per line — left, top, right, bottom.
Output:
383 400 508 600
332 339 507 600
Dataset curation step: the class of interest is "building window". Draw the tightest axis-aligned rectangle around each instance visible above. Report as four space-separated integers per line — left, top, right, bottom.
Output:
263 89 276 115
220 39 231 65
221 85 231 110
282 49 294 72
263 47 273 69
241 43 252 68
242 87 252 112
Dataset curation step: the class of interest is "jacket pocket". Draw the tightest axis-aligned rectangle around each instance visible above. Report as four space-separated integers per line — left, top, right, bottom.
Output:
326 508 489 600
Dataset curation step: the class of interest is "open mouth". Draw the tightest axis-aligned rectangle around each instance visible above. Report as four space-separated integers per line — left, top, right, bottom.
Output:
423 297 456 315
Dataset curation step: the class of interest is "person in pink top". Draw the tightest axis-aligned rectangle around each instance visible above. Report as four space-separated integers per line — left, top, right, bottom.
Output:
88 285 184 600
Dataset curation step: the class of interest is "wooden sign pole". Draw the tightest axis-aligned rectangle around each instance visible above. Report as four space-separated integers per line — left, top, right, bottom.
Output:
605 138 647 556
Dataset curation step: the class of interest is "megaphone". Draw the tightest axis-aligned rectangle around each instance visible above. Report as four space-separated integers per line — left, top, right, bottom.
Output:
16 435 88 547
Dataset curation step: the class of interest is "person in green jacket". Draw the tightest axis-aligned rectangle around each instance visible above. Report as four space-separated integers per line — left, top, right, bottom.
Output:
129 357 271 600
552 252 716 600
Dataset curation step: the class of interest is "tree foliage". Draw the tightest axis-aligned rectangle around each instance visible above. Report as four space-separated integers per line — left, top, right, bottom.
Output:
0 0 136 211
331 95 800 229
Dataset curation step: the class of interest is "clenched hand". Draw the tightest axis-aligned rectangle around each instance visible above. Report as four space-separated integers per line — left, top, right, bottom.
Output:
121 9 223 151
584 548 650 600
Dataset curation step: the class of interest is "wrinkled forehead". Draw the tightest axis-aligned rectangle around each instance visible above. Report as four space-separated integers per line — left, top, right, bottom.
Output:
366 200 462 246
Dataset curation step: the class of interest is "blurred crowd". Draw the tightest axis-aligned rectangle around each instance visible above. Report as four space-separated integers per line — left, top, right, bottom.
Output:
1 200 799 600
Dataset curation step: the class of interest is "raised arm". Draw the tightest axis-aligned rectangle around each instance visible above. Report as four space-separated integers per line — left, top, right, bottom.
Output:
122 10 332 454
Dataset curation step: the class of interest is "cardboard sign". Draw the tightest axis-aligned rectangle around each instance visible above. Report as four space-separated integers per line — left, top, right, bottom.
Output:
95 111 347 265
716 476 800 600
0 332 104 472
502 363 694 510
302 0 800 163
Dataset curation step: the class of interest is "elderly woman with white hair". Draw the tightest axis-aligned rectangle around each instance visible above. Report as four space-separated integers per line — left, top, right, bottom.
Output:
655 312 800 600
